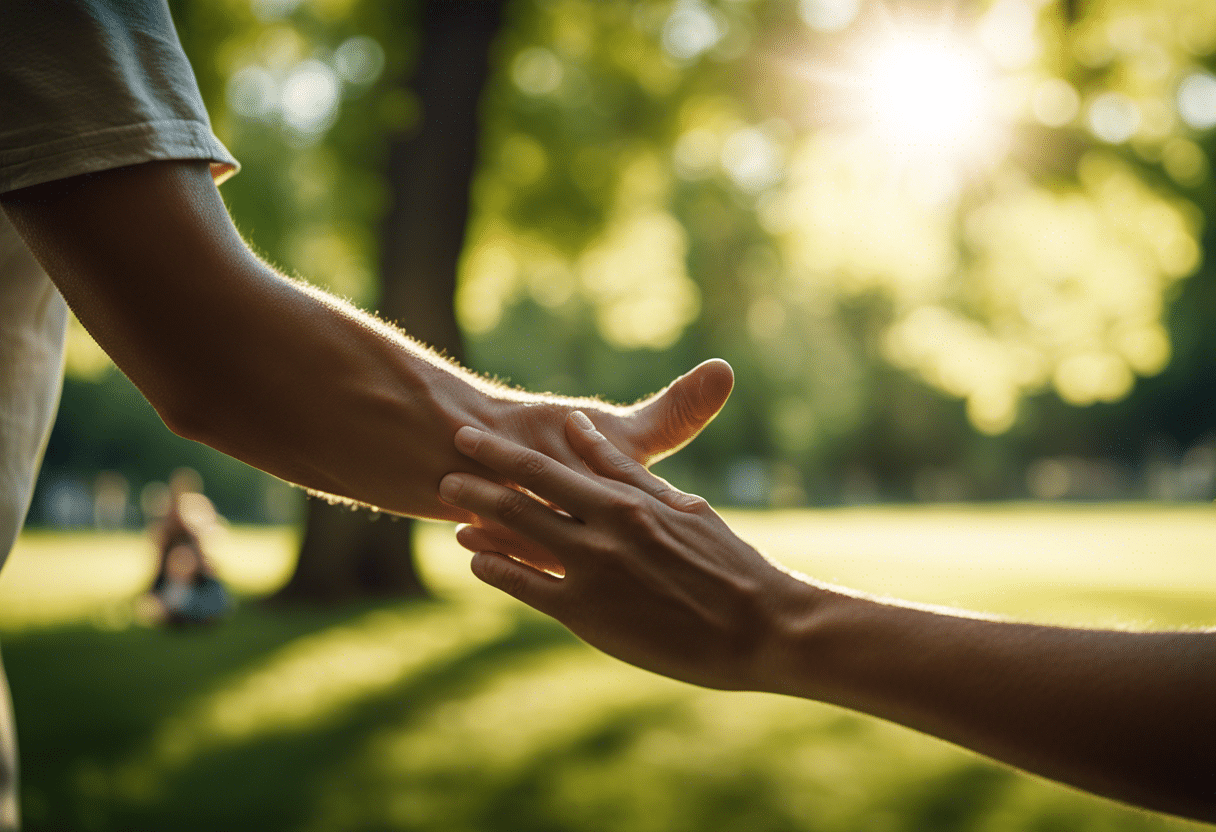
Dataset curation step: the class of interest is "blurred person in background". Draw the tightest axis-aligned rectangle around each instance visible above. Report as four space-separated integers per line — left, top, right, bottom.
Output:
143 535 230 626
443 414 1216 825
141 468 229 626
147 468 223 562
0 1 731 828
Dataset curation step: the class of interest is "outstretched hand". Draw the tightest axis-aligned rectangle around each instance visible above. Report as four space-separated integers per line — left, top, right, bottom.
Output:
439 410 802 691
483 358 734 466
442 358 734 525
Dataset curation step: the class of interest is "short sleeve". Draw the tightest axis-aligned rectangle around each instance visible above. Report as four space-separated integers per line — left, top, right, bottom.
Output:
0 0 239 194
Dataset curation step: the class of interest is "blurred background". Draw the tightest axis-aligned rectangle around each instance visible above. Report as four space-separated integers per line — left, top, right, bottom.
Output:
6 0 1216 829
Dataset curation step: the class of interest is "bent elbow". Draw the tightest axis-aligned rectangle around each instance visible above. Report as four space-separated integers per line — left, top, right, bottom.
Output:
151 384 226 447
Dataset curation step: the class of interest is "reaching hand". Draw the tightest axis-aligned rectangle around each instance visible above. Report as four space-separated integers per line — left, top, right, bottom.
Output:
442 358 733 525
478 357 734 468
439 410 800 691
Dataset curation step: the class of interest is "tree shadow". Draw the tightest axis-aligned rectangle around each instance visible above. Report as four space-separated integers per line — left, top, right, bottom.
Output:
10 603 579 832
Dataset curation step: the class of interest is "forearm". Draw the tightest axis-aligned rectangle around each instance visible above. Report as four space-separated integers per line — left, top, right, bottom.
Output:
2 163 609 520
766 582 1216 820
4 162 735 520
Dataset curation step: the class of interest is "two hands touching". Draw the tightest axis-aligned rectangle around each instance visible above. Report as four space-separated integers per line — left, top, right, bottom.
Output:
440 405 797 692
438 405 1216 824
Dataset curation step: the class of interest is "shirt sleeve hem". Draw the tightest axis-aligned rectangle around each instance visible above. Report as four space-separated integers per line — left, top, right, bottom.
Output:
0 120 240 194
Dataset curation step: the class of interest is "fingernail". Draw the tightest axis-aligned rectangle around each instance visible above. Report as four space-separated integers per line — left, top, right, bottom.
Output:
439 474 463 503
571 411 595 431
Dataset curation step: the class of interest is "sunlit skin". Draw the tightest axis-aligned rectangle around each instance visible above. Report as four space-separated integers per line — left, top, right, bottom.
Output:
442 414 1216 824
0 161 736 523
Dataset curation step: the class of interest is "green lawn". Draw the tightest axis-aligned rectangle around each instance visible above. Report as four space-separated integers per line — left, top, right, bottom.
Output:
1 507 1213 832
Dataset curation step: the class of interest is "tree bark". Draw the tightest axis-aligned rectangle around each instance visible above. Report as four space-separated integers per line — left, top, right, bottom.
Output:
275 0 507 603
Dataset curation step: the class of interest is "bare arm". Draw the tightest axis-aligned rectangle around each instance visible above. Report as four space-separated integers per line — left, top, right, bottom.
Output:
440 417 1216 823
0 161 735 521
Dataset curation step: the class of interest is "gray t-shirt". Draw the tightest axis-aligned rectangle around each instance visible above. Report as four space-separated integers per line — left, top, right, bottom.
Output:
0 3 238 827
0 0 238 192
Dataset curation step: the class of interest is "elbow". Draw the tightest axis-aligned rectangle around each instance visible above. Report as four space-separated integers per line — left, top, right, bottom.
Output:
149 380 227 448
155 396 210 446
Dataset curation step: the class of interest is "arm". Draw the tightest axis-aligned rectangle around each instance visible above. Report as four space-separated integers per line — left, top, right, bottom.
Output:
439 416 1216 823
0 161 734 521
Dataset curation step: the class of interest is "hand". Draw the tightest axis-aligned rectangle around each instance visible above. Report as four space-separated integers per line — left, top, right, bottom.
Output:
440 359 734 525
438 411 801 691
475 357 734 467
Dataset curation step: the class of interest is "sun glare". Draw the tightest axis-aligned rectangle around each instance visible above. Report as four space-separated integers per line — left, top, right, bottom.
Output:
858 32 1001 165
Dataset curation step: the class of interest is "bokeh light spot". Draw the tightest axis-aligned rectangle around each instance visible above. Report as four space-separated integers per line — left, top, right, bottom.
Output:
798 0 861 34
512 47 563 96
226 65 277 121
859 33 1000 162
280 59 340 134
1032 78 1080 127
1087 91 1140 143
334 36 384 85
662 0 723 62
1177 71 1216 129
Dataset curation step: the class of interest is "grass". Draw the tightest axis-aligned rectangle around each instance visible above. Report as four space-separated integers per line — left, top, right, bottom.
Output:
1 506 1213 832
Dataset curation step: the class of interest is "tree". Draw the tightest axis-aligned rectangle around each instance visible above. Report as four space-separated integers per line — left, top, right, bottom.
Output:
276 0 509 602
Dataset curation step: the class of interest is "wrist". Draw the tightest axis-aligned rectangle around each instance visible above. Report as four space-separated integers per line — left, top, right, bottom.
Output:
750 574 870 700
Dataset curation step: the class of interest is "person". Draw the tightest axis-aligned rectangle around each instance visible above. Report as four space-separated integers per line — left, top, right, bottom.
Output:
142 469 229 626
439 413 1216 824
143 534 230 626
0 1 733 828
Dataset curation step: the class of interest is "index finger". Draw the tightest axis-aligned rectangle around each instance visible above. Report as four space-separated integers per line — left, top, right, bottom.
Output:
453 426 609 520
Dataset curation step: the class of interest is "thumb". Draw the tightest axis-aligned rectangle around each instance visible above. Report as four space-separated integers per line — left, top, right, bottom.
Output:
625 359 734 463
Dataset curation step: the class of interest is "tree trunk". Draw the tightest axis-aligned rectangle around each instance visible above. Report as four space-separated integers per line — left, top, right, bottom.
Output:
275 0 507 603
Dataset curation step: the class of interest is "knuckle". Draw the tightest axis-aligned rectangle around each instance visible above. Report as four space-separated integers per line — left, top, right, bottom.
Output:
607 492 643 517
653 486 701 513
517 450 546 479
495 488 531 521
677 493 709 513
497 563 531 599
610 494 660 532
606 449 639 474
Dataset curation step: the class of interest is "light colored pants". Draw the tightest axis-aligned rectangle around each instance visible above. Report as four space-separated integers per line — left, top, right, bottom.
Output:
0 209 69 831
0 651 16 832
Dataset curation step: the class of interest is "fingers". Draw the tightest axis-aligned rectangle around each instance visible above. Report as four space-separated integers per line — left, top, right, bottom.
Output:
470 551 566 617
627 359 734 462
456 522 566 578
439 471 573 545
451 425 607 519
565 412 706 513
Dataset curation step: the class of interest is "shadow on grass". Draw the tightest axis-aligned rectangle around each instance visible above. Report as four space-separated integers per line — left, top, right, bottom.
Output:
2 597 1199 832
3 598 579 832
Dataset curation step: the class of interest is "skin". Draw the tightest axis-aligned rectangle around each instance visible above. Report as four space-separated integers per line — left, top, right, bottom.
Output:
0 160 736 522
440 413 1216 824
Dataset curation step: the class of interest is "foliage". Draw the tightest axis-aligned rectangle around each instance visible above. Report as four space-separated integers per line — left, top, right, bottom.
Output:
35 0 1216 515
458 0 1216 500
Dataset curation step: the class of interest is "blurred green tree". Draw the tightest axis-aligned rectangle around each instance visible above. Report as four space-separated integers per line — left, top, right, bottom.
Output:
456 0 1216 502
279 0 508 602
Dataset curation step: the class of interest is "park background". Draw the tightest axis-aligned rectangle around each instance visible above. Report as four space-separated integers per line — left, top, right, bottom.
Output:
5 0 1216 828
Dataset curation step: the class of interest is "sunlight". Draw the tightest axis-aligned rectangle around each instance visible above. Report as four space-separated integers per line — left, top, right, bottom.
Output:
858 31 1000 164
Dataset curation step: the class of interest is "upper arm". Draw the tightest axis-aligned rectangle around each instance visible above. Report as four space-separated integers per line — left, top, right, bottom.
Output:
0 161 261 430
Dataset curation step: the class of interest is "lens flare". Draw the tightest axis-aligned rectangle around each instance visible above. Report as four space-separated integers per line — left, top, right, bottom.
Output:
858 32 1001 164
